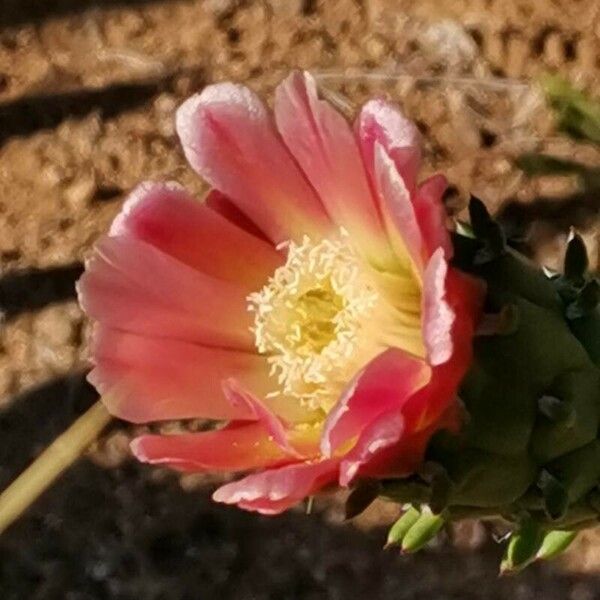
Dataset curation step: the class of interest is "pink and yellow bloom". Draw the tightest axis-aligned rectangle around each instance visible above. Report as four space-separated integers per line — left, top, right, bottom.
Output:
78 71 483 514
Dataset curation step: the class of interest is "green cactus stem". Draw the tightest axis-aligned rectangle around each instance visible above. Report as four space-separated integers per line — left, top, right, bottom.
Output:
375 197 600 570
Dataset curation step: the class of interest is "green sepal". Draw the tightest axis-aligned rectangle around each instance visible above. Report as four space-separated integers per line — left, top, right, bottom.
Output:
409 195 600 572
537 395 575 425
536 530 577 561
417 462 453 514
458 363 536 456
436 448 537 508
530 370 600 462
475 304 519 337
568 307 600 365
455 219 475 238
379 478 431 505
476 251 562 313
429 471 453 515
385 506 421 548
468 196 506 264
586 489 600 512
541 503 598 529
545 441 600 504
468 195 494 237
538 470 569 521
460 297 595 459
401 509 446 553
344 480 381 520
500 519 544 574
566 280 600 320
563 233 589 285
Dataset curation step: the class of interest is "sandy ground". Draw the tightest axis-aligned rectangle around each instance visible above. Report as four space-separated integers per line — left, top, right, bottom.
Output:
3 0 600 597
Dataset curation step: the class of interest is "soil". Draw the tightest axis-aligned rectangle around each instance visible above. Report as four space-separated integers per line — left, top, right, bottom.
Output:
2 0 600 598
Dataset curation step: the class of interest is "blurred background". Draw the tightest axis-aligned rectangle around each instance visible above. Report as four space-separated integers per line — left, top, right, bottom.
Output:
2 0 600 598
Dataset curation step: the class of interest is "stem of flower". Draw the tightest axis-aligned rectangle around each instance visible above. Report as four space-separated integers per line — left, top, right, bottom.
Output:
0 400 112 535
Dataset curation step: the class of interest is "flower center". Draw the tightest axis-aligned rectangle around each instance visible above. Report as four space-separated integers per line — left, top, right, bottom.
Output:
248 232 399 414
288 283 345 356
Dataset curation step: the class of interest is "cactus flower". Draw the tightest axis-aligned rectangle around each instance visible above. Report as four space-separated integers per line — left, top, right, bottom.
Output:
78 71 483 514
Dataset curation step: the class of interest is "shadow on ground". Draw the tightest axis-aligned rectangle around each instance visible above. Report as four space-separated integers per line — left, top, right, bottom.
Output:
0 460 597 600
0 263 84 322
1 376 599 599
498 191 600 245
0 0 179 28
0 75 185 148
0 372 98 488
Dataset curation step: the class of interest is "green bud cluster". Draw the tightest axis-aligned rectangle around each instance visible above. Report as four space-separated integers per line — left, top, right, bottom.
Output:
354 198 600 572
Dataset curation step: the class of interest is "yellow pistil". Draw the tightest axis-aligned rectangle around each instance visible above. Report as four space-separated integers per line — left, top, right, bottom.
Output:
248 231 424 414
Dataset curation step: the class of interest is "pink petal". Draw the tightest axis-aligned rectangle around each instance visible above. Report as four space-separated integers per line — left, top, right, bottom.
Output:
77 235 253 350
176 82 330 244
89 327 272 422
373 143 424 273
422 248 455 366
447 268 486 334
321 348 431 457
222 380 323 453
213 459 340 515
336 268 484 485
400 268 484 434
340 381 470 487
414 174 453 258
205 189 271 242
222 379 302 456
339 410 405 486
356 98 421 192
274 71 395 269
340 416 433 485
131 421 293 472
110 182 282 287
356 100 452 262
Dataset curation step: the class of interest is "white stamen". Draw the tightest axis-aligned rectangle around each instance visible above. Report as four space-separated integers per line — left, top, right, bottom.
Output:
248 232 420 412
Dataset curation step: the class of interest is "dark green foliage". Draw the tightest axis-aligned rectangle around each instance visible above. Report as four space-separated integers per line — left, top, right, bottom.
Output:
379 197 600 570
501 519 544 573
